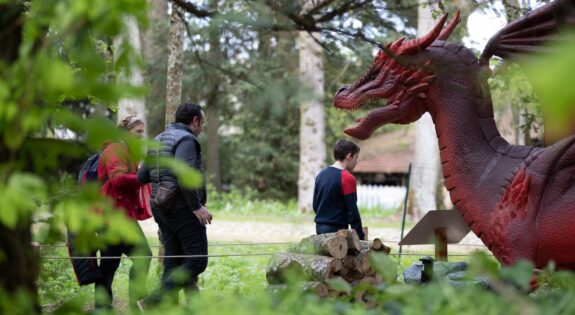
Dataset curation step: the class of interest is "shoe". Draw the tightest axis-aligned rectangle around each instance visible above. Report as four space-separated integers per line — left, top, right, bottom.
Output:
136 299 146 313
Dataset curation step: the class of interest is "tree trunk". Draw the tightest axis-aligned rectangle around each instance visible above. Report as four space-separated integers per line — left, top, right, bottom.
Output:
266 253 342 284
0 222 39 313
411 0 441 219
206 0 222 192
142 0 168 134
142 0 167 62
115 16 148 134
165 4 185 126
297 0 326 212
289 233 348 259
0 5 38 312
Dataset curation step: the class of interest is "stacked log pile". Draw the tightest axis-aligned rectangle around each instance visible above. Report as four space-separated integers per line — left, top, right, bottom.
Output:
266 229 391 299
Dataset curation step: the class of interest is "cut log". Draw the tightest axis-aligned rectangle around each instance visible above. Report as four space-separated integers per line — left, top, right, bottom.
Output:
336 229 361 255
267 281 329 298
359 240 371 251
371 238 383 250
289 233 348 259
341 255 364 282
371 238 391 254
360 239 391 254
266 253 343 284
357 249 374 276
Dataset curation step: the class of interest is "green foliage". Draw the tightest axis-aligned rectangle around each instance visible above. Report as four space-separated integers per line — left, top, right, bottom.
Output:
0 1 198 312
37 242 575 315
174 0 419 200
489 63 542 145
524 31 575 133
326 278 352 294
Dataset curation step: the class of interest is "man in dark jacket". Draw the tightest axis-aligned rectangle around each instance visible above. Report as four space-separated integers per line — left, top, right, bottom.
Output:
137 103 212 306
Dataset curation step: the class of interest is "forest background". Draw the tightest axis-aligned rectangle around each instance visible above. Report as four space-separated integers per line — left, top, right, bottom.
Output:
2 0 575 314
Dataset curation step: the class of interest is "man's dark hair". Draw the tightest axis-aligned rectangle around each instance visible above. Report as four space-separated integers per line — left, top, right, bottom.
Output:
333 139 360 161
175 103 203 125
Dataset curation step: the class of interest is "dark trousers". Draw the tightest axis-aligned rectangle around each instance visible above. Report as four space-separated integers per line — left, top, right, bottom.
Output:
148 206 207 303
316 223 348 235
95 223 151 309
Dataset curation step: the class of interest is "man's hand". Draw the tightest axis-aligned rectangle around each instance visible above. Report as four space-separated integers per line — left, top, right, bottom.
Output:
193 206 212 225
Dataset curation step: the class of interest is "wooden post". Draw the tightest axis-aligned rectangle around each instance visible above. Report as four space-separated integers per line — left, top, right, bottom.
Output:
434 227 447 261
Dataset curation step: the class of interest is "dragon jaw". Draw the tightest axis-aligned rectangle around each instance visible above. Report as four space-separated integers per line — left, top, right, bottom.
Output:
333 11 460 140
334 54 434 140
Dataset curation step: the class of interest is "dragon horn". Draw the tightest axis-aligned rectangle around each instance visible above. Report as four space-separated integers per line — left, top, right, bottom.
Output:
400 13 448 55
437 10 461 40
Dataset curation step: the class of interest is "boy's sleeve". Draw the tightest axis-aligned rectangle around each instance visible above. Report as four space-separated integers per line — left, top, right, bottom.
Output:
312 175 319 214
341 171 365 240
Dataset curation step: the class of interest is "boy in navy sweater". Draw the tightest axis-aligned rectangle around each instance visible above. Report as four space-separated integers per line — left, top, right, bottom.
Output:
313 139 365 240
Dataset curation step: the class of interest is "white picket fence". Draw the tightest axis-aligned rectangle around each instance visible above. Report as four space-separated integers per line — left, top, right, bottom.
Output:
357 185 406 209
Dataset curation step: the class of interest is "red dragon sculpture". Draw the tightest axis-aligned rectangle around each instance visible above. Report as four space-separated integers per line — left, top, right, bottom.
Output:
334 0 575 269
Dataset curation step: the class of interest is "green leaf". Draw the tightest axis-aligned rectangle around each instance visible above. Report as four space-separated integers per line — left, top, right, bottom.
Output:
368 252 397 284
158 157 203 189
523 31 575 133
326 277 351 294
500 260 534 290
467 251 500 278
0 173 46 227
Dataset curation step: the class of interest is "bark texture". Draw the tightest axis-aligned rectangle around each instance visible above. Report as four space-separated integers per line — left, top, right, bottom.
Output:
205 0 222 191
165 5 185 126
297 0 326 212
337 229 361 255
266 253 343 284
411 0 441 219
142 0 168 134
289 233 348 259
116 16 148 134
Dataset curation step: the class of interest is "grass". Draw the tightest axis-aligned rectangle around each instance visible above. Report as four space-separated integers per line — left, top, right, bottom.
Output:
208 187 409 228
38 237 291 309
38 232 478 312
39 231 575 315
35 191 482 313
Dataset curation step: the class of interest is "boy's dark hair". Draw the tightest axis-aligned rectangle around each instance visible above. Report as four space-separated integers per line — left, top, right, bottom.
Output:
175 103 203 125
333 139 360 161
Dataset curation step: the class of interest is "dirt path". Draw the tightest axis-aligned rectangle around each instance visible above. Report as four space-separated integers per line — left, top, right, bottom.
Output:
139 218 486 254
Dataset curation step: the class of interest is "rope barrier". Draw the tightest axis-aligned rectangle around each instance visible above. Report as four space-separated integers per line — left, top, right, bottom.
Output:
41 253 277 260
34 242 295 249
41 249 493 260
34 241 487 249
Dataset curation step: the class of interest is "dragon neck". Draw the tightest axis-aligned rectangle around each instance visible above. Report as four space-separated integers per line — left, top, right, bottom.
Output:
425 64 513 227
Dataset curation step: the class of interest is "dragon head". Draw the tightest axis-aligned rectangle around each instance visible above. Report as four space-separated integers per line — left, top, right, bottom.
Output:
334 12 460 140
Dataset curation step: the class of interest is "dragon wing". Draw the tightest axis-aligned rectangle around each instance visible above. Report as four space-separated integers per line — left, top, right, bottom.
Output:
480 0 575 66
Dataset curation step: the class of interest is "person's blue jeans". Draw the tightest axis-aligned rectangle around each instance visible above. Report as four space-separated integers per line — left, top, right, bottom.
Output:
316 223 348 235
